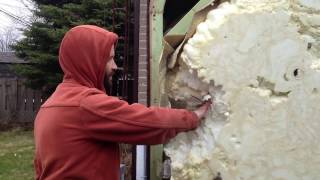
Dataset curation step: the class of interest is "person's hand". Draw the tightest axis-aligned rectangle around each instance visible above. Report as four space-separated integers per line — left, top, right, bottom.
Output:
193 100 212 120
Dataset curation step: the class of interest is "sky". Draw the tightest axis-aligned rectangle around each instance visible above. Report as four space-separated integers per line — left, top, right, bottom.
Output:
0 0 34 36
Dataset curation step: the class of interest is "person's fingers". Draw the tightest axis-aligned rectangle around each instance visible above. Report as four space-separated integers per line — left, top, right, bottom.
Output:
203 101 212 112
202 101 212 115
192 98 214 120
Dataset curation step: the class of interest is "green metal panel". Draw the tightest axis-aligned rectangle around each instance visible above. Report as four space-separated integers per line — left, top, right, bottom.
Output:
166 0 214 36
149 0 215 180
150 0 165 106
149 0 166 179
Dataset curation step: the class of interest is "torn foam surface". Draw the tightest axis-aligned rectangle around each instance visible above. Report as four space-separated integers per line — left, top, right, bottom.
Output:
164 1 320 179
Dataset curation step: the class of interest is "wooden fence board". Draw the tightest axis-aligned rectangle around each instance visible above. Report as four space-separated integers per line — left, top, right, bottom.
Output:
18 80 27 122
0 78 44 123
0 79 6 121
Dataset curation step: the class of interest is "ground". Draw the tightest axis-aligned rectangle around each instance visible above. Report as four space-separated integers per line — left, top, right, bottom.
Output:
0 129 34 180
0 128 132 180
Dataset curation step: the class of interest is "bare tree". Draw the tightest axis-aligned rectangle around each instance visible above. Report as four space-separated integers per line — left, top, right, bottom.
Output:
0 0 35 29
19 0 36 23
0 0 35 52
0 27 19 52
19 0 34 12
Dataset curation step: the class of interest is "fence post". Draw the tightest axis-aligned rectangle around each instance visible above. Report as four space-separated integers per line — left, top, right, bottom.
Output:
0 79 5 122
8 79 18 122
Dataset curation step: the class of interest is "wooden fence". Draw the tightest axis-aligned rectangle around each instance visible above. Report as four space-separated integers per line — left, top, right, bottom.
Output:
0 78 44 123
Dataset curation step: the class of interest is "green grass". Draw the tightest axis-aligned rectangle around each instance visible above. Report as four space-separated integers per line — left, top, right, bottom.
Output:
0 129 34 180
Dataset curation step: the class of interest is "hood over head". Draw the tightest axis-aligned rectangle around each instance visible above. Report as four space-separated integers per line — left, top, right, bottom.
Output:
59 25 118 92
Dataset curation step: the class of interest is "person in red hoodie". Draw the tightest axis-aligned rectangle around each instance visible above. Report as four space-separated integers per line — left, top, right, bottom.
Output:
34 25 211 180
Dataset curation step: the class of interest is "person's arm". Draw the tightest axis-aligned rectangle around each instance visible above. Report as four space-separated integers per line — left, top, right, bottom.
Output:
34 157 42 180
79 93 209 145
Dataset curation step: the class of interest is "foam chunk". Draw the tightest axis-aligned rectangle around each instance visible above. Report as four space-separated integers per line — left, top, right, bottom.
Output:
165 1 320 179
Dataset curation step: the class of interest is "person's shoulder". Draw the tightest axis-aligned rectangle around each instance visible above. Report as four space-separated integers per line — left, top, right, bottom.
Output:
41 85 105 108
80 89 121 109
82 88 106 98
80 88 108 104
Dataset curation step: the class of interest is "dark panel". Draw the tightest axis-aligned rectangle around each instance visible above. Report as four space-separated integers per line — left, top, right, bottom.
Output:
164 0 199 32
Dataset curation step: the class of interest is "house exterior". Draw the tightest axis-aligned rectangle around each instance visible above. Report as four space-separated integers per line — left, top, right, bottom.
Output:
0 52 42 123
0 52 27 77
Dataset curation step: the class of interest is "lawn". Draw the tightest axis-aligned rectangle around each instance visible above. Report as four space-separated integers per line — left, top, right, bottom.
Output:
0 129 34 180
0 128 132 180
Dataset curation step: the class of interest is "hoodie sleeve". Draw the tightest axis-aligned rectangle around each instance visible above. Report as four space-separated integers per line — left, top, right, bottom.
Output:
79 93 199 145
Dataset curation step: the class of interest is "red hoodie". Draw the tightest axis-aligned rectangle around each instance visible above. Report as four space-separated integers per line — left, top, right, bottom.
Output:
34 25 199 180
